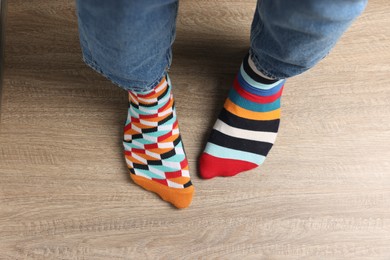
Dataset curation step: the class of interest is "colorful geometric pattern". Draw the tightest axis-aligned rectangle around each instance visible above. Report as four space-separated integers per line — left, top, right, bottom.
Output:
123 75 194 208
199 54 285 179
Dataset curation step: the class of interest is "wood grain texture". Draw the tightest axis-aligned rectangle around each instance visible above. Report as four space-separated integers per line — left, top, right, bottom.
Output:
1 0 389 259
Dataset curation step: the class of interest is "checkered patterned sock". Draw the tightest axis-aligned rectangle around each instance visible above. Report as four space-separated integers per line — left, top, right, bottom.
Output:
123 75 194 208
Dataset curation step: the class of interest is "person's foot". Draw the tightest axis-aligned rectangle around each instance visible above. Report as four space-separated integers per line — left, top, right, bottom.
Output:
199 54 285 179
123 75 194 208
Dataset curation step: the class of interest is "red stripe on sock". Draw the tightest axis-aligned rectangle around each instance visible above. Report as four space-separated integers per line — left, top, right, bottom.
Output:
137 79 166 98
137 90 156 98
233 77 283 104
157 98 172 113
139 103 172 119
199 153 257 179
152 178 168 186
124 123 132 132
137 89 156 99
172 120 178 129
158 130 173 142
144 143 158 149
131 117 140 123
180 159 188 168
139 112 160 119
165 170 182 179
156 121 178 142
130 148 145 154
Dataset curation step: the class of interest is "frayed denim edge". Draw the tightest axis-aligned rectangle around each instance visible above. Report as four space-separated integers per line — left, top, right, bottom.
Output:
81 54 167 93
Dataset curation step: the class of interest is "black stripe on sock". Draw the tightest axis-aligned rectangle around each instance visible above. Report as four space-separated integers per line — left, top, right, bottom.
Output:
183 180 192 188
132 163 149 170
219 108 280 133
158 112 174 126
131 102 139 109
208 129 273 156
157 84 170 101
243 53 279 84
131 112 174 134
160 148 176 160
148 159 163 166
142 126 159 134
132 133 143 140
129 113 175 140
132 100 158 108
159 137 182 160
123 132 180 148
172 135 181 146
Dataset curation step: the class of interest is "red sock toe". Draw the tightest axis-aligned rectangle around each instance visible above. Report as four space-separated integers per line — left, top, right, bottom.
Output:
199 153 257 179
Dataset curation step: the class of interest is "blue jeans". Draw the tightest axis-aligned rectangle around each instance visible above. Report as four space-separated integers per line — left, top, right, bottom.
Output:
76 0 367 92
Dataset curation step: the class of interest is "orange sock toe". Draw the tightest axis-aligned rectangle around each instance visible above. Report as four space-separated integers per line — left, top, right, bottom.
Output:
130 174 194 209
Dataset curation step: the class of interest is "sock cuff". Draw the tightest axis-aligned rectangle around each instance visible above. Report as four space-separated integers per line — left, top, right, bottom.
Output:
243 53 279 84
129 75 168 96
238 54 285 95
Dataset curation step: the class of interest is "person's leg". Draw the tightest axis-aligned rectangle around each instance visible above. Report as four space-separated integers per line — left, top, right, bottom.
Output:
76 0 176 92
76 0 194 208
199 0 367 178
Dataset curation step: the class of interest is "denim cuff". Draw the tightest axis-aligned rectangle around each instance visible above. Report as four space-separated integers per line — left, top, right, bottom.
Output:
81 51 167 93
248 48 285 80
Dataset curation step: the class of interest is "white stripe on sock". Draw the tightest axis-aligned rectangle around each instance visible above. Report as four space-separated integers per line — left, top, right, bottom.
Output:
213 119 277 144
155 79 168 93
167 180 184 188
181 169 190 178
138 97 158 103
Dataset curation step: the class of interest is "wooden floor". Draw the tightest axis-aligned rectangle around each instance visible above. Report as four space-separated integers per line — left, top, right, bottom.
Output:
1 0 390 259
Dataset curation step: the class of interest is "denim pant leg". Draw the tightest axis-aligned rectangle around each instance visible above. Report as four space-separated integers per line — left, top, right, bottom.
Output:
76 0 179 92
249 0 368 79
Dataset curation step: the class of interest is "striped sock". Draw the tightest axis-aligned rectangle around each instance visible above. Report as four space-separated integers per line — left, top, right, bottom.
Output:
199 54 285 179
123 75 194 208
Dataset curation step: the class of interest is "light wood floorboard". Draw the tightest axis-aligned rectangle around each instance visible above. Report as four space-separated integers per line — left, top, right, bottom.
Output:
1 0 389 259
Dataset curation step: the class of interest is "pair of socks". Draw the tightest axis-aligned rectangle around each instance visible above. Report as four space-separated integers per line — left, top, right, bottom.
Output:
123 54 285 208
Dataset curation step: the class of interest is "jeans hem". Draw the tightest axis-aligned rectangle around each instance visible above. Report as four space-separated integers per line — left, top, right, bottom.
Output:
249 49 284 80
82 53 168 93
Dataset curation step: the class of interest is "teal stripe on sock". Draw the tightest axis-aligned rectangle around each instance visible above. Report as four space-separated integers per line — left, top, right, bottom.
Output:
136 100 167 111
158 115 176 126
204 142 265 165
240 64 282 90
229 88 281 112
161 152 185 163
135 169 165 179
153 164 181 172
132 99 170 114
144 119 176 137
145 129 169 137
123 138 153 147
